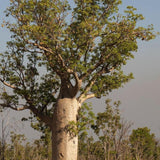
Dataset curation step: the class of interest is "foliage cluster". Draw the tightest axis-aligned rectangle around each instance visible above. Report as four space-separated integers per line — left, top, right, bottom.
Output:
0 0 156 118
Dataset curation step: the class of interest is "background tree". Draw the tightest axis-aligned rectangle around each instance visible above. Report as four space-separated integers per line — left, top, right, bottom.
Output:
0 110 19 160
92 99 121 160
0 114 9 160
153 140 160 160
91 99 132 160
130 127 157 160
9 132 26 160
1 102 160 160
116 119 133 160
2 131 52 160
31 123 52 159
0 0 156 159
77 103 96 160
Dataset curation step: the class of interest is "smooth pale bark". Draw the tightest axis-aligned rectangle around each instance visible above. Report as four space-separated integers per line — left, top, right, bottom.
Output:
52 98 79 160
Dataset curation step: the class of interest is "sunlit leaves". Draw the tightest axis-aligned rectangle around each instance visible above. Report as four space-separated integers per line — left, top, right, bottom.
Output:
0 0 157 110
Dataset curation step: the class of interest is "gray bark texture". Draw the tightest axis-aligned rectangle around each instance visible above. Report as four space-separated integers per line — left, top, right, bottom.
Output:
52 98 79 160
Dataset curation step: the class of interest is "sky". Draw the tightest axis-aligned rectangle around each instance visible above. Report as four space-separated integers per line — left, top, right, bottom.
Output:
0 0 160 140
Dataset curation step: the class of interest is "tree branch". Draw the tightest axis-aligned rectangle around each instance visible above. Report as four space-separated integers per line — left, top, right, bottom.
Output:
27 40 53 53
78 93 96 105
25 94 52 127
78 63 117 104
0 101 52 127
27 40 66 71
67 69 82 96
97 4 112 22
0 103 28 111
28 105 52 128
78 77 96 104
0 78 17 89
80 52 113 80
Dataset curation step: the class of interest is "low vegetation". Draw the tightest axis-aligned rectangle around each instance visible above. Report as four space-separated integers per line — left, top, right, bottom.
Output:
1 100 160 160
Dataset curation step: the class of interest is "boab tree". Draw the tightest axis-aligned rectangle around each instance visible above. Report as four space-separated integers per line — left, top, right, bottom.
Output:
0 0 156 160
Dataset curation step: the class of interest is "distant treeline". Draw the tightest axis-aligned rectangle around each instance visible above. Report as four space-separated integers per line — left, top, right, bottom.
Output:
1 100 160 160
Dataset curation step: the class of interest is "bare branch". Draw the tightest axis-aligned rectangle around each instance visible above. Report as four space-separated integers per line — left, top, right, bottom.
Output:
78 77 96 104
9 106 28 111
0 103 28 111
78 63 117 104
0 78 17 89
78 93 96 105
27 40 53 53
67 69 82 90
56 49 66 68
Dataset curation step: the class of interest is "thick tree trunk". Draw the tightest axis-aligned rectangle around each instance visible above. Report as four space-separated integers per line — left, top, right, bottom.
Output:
52 98 79 160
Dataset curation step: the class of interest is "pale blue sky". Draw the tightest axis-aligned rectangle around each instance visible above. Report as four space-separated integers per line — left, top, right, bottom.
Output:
0 0 160 138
